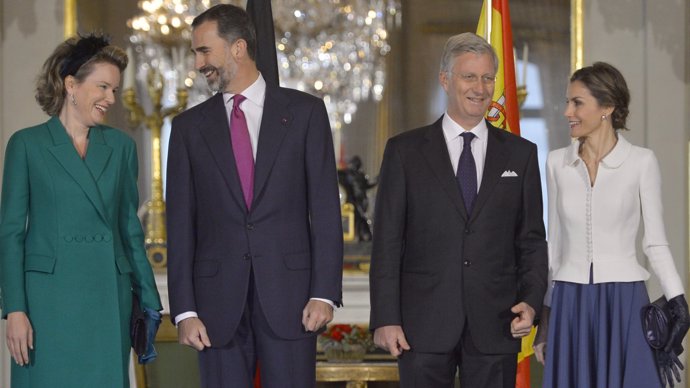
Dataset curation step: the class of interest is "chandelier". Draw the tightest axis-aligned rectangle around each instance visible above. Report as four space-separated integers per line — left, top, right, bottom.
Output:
127 0 401 131
127 0 213 108
273 0 401 131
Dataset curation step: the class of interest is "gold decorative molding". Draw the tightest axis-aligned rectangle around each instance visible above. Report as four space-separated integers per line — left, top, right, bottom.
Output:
122 74 188 269
316 362 399 387
571 0 584 72
342 203 356 242
64 0 77 38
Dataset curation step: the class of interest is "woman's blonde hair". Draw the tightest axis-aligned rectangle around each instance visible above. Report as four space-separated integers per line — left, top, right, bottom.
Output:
35 34 128 116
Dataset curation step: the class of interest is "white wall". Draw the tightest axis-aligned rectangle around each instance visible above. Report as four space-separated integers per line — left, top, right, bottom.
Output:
1 0 61 146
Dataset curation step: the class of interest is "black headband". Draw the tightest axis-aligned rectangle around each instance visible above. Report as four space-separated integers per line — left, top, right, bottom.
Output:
59 34 111 79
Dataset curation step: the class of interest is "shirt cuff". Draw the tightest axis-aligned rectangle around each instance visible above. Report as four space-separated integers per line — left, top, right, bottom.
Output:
175 300 335 325
310 297 336 309
174 311 198 326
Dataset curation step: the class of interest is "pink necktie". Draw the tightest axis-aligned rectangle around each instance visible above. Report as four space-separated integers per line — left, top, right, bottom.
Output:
230 94 254 210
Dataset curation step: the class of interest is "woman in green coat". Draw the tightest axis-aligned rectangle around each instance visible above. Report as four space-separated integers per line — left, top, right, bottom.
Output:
0 35 162 388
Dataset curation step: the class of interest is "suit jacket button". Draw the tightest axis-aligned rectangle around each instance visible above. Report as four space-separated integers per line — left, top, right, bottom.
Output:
244 254 252 260
246 223 254 231
464 229 471 234
463 260 471 267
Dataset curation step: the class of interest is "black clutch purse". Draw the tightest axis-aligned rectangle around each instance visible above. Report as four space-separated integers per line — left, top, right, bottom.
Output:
130 293 148 356
640 296 671 350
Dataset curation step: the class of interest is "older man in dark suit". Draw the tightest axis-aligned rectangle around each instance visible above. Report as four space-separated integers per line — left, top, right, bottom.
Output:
166 4 343 388
369 32 548 388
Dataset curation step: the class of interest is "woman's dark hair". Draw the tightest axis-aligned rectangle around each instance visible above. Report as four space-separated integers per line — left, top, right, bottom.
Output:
35 34 128 116
570 61 630 130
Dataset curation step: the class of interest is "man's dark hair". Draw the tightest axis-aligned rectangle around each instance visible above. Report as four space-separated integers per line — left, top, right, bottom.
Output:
192 4 257 61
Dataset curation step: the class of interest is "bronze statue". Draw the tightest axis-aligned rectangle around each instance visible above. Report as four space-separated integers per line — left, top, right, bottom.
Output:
338 156 377 242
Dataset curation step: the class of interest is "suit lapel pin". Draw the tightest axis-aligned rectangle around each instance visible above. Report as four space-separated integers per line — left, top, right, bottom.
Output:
281 117 289 126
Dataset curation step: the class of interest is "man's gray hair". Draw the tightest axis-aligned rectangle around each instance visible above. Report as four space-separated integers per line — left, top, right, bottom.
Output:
439 32 498 74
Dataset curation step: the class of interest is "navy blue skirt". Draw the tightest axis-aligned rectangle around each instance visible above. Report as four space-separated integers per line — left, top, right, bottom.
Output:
542 279 662 388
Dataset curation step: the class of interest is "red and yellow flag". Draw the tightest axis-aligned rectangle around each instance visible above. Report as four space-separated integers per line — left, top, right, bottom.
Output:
477 1 532 387
476 0 521 135
515 327 537 388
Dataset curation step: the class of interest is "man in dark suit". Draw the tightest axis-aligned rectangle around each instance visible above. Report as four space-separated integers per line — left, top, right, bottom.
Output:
369 32 547 388
165 5 343 388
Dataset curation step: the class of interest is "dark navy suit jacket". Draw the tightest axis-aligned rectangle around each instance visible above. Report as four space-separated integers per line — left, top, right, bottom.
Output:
369 118 547 354
166 88 343 346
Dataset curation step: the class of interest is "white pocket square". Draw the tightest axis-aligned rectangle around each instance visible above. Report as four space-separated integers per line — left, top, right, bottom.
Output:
501 170 518 177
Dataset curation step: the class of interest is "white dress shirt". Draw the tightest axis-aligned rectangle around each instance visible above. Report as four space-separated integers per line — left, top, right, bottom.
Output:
222 75 266 159
543 134 684 306
175 74 334 325
442 114 488 189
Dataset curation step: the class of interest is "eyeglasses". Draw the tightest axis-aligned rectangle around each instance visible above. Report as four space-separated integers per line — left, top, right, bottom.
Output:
448 71 496 85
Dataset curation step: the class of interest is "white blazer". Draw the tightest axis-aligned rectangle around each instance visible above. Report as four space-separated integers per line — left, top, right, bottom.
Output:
544 134 684 306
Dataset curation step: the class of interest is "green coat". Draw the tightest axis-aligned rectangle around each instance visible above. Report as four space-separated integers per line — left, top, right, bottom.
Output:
0 116 162 388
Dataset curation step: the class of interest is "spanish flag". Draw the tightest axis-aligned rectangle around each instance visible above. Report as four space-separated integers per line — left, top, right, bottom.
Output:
477 1 533 387
476 0 521 135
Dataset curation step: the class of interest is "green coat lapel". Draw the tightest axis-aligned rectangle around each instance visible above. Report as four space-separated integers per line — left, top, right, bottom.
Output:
84 127 113 182
45 117 112 224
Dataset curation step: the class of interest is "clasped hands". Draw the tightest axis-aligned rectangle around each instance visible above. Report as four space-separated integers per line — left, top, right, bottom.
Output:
177 299 334 351
374 302 535 357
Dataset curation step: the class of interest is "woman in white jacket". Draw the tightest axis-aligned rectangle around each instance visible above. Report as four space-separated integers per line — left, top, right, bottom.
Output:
533 62 689 388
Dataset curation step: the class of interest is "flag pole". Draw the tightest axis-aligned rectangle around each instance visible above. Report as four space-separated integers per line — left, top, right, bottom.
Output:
485 0 492 41
246 0 280 87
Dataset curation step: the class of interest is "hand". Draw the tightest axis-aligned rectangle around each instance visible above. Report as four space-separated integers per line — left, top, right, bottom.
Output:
302 300 333 332
664 295 690 356
373 325 411 357
178 317 211 351
533 306 550 365
510 302 536 338
656 348 684 388
6 312 33 366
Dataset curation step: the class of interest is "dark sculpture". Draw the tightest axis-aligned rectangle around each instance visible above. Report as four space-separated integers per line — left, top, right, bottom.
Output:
338 156 378 242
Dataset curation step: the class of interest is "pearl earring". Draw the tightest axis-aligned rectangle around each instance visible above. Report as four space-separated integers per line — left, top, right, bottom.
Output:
601 114 607 121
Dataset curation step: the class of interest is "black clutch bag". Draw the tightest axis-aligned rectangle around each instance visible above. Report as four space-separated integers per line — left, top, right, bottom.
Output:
640 296 671 350
130 293 148 356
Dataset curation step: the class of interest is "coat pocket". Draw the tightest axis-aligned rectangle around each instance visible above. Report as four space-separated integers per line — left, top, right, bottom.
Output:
115 256 133 274
24 255 56 274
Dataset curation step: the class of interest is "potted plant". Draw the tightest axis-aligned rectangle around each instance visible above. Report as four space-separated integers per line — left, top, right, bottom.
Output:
318 324 375 362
